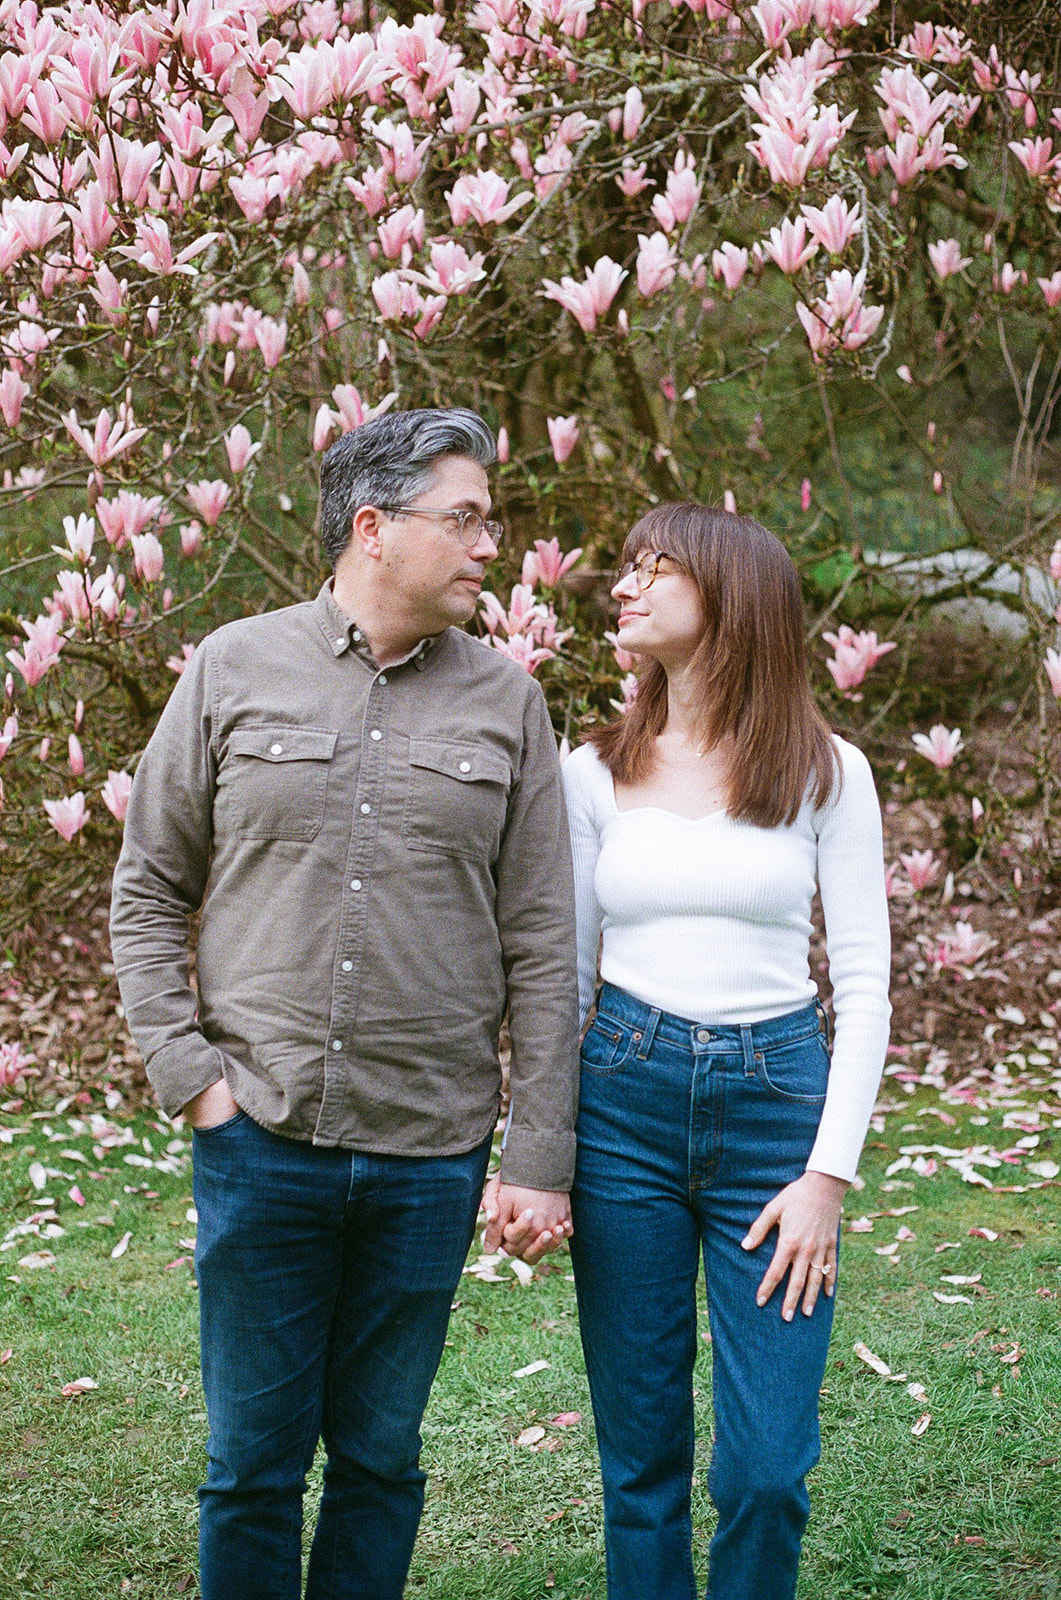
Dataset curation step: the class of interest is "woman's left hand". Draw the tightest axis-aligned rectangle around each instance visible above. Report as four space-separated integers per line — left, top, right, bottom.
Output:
741 1170 849 1321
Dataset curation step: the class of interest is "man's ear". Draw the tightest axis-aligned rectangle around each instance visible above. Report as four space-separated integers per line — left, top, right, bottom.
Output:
348 503 385 560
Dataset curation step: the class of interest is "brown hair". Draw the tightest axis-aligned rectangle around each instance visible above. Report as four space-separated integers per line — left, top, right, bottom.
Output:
588 505 840 827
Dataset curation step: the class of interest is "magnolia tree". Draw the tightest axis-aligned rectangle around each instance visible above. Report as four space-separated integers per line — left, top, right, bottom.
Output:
0 0 1060 932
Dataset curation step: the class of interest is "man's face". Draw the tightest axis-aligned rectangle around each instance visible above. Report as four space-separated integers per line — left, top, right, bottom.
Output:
377 454 497 636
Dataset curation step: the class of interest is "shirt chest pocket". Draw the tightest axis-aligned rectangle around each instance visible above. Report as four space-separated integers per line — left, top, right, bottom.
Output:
402 738 512 862
222 727 338 843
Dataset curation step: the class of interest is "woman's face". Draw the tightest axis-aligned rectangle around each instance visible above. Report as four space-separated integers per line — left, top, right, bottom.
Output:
611 548 706 669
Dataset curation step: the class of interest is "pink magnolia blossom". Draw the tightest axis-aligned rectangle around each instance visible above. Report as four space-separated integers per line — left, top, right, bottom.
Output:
377 204 425 261
66 181 116 255
711 243 749 291
479 583 545 638
185 481 231 527
764 215 818 274
68 733 85 777
622 85 645 141
800 477 812 512
7 197 65 254
900 848 940 890
58 513 95 565
0 713 17 760
1045 648 1061 699
927 238 972 280
799 194 862 256
101 770 132 822
604 630 638 672
616 162 651 198
522 538 582 587
652 151 700 232
313 403 339 453
131 532 164 584
911 723 963 768
180 522 203 558
446 72 482 134
224 424 261 474
7 614 65 686
1009 136 1056 180
445 170 532 227
616 672 639 712
1037 272 1061 308
62 406 147 468
927 920 994 971
822 624 897 692
996 262 1025 295
496 426 510 464
167 642 196 676
542 256 626 333
0 367 29 427
547 414 580 464
254 317 287 369
751 0 795 50
95 491 163 548
115 216 217 278
0 1041 33 1087
635 232 678 298
404 240 486 297
43 791 89 843
884 862 899 898
1049 540 1061 582
485 633 555 673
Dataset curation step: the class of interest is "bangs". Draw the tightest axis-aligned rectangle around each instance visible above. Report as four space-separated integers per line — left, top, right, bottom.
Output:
621 505 701 570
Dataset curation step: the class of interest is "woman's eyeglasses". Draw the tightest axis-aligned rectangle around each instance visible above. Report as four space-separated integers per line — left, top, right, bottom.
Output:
614 550 680 591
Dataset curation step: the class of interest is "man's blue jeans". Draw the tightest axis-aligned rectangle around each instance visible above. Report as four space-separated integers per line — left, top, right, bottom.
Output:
192 1112 491 1600
570 984 838 1600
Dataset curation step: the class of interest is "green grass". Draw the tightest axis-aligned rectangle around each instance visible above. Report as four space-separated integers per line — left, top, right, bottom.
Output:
2 1072 1059 1600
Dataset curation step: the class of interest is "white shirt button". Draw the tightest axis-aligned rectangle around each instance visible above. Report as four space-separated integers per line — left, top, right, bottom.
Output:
360 802 371 814
331 1039 342 1051
341 959 353 972
459 760 471 773
270 742 283 755
335 639 344 649
350 879 362 891
377 673 387 685
353 630 362 641
370 729 382 741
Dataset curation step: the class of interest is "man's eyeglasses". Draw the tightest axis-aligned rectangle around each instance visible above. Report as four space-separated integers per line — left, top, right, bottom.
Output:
381 505 505 550
614 550 681 591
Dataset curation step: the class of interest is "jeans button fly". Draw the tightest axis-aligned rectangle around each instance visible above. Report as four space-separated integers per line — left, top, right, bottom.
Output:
696 1027 711 1043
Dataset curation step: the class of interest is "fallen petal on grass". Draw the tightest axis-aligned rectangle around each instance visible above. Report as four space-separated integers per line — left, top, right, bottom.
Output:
854 1341 892 1377
940 1273 982 1285
513 1359 550 1379
969 1227 999 1240
911 1412 931 1437
550 1412 582 1427
933 1291 974 1304
17 1250 56 1269
516 1424 546 1447
60 1376 98 1396
110 1231 132 1259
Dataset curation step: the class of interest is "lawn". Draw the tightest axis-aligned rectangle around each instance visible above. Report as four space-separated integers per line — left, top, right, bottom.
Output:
2 1046 1059 1600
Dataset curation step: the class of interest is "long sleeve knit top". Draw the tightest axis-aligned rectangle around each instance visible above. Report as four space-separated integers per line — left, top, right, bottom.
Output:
562 737 891 1182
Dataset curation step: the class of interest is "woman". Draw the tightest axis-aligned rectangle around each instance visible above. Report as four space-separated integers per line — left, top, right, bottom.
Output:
561 506 891 1600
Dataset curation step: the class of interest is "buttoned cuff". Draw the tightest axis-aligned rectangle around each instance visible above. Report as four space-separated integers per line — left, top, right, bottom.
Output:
146 1035 229 1119
498 1128 576 1192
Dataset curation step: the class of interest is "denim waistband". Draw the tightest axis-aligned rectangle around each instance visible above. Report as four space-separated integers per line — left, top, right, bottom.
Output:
594 982 828 1060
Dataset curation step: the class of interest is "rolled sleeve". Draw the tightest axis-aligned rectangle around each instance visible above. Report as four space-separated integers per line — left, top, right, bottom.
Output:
495 688 579 1190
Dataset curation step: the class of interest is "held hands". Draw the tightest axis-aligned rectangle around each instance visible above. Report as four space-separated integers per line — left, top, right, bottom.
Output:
182 1078 240 1130
741 1169 849 1322
481 1174 573 1266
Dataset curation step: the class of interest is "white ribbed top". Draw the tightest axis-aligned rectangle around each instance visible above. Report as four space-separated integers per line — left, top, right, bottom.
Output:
562 738 891 1182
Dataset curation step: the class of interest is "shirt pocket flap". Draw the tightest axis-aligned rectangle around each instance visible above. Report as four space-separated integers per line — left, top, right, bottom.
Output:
228 727 338 764
408 738 510 787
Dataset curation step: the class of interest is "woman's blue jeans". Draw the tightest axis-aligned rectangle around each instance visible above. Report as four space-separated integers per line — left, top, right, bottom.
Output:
570 984 838 1600
192 1112 491 1600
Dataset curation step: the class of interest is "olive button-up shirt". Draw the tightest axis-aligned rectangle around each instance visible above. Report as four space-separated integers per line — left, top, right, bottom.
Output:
109 582 579 1191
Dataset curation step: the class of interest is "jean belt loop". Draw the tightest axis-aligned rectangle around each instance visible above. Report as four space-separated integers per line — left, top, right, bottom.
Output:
635 1006 661 1061
814 996 831 1046
740 1023 756 1079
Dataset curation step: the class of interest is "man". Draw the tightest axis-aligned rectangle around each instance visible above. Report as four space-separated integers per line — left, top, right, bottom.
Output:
109 408 579 1600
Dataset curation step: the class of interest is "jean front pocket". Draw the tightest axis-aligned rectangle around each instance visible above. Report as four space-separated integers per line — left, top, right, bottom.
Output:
192 1108 249 1138
754 1031 830 1104
580 1013 640 1075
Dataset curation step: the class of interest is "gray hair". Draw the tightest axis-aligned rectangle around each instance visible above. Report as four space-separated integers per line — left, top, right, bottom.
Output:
319 407 497 567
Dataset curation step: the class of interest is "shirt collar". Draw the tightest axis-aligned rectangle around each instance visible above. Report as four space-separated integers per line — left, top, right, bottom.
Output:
313 580 444 671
